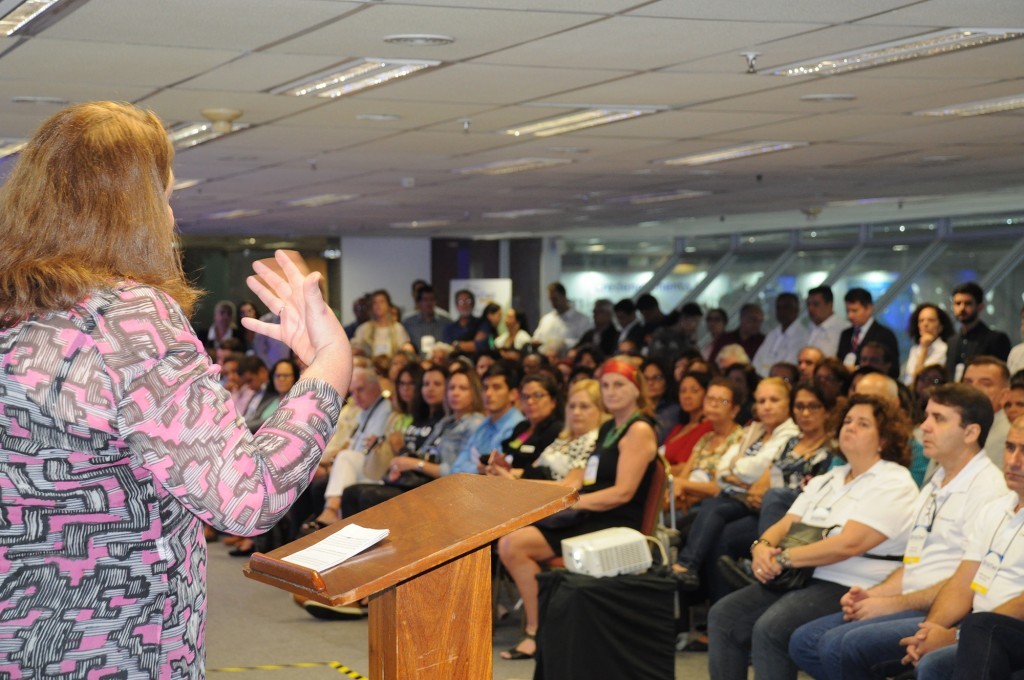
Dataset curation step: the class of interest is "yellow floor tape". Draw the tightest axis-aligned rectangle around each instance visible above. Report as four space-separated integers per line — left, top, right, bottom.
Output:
210 661 367 678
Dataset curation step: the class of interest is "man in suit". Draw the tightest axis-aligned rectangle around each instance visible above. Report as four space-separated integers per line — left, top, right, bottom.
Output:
945 281 1012 382
837 287 900 378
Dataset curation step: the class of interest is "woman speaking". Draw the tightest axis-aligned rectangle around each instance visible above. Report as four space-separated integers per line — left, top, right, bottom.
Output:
0 102 351 677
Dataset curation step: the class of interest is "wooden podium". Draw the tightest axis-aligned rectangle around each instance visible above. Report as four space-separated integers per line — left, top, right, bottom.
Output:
243 474 577 679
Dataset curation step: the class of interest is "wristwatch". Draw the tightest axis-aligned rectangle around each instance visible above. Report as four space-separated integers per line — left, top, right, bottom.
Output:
417 460 425 471
775 548 793 568
750 538 772 553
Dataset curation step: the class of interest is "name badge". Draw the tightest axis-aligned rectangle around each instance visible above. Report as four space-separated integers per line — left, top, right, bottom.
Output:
808 507 831 524
583 455 600 486
520 444 536 454
843 352 858 368
971 551 1002 595
903 526 929 564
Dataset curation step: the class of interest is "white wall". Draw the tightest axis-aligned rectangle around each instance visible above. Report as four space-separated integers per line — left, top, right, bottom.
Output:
339 237 431 324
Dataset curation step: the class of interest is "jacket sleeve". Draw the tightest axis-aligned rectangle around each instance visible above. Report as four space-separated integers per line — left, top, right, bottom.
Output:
97 285 342 536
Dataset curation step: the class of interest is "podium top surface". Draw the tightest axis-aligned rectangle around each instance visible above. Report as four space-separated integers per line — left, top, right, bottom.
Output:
243 473 577 604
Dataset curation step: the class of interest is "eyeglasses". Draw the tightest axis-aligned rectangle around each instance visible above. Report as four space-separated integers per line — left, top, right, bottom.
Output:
703 396 732 406
521 392 550 402
793 402 824 412
645 374 666 383
398 380 417 388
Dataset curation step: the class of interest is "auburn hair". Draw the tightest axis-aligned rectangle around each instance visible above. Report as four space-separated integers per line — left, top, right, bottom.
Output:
0 101 200 326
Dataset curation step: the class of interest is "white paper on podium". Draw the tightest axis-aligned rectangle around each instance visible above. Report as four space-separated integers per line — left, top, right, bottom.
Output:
282 524 389 571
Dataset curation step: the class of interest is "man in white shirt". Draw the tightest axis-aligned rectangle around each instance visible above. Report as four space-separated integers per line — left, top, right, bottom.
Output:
752 293 808 376
532 282 591 357
897 415 1024 680
805 285 847 359
962 356 1012 466
789 383 1006 679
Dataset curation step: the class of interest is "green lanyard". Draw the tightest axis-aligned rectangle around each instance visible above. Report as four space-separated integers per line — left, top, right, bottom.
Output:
603 411 641 448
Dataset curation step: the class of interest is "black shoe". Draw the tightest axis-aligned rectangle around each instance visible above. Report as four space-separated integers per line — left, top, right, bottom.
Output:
718 556 757 591
670 566 700 592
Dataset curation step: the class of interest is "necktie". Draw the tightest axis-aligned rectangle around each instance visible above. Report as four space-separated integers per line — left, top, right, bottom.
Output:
851 326 862 352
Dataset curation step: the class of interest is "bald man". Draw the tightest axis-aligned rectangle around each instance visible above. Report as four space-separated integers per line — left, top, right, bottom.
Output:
855 372 928 487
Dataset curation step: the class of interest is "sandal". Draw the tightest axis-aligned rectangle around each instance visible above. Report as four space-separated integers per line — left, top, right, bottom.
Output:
500 632 536 660
298 516 331 537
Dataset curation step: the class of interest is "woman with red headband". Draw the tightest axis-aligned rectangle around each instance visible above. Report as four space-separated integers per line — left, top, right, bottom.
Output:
497 357 659 660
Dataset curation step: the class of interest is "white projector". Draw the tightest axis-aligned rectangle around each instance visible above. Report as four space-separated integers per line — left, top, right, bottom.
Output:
561 527 652 578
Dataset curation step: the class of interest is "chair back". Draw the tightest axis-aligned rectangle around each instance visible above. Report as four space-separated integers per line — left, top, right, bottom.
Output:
639 453 669 536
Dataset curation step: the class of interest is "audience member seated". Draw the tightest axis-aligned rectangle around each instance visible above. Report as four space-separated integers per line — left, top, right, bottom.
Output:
707 394 918 680
351 289 410 359
814 357 852 405
663 371 713 470
702 307 728 360
962 356 1012 465
797 346 824 383
1006 370 1024 426
199 299 240 351
1009 304 1024 375
237 299 259 353
495 307 532 350
671 378 743 514
246 358 298 432
708 303 766 368
769 361 800 387
402 284 448 355
452 361 525 475
442 289 482 354
490 373 563 479
913 363 949 423
473 302 502 352
724 362 759 425
341 365 485 516
642 357 680 443
487 378 606 483
904 303 954 386
497 358 658 660
670 377 800 594
789 383 1005 680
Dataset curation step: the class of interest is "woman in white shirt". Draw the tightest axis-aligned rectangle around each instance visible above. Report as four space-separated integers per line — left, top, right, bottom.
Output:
903 303 954 386
707 393 918 680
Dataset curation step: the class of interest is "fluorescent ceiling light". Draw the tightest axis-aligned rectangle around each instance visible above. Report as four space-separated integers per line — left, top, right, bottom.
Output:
285 193 358 208
172 178 203 191
271 58 441 99
611 189 710 205
503 107 662 138
455 157 573 176
0 139 27 158
168 121 249 150
207 209 263 220
771 29 1024 77
1 0 59 36
482 208 562 219
389 219 451 229
661 142 809 166
913 93 1024 117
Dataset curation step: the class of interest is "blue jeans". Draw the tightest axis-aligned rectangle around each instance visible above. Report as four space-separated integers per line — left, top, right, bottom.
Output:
708 579 847 680
916 644 957 680
789 609 924 679
953 612 1024 680
759 487 800 535
677 493 752 572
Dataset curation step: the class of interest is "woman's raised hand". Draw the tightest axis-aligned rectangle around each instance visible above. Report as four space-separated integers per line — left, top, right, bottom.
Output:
242 250 351 396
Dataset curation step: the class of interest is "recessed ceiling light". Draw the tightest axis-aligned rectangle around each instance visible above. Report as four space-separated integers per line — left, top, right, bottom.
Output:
799 94 857 102
208 209 263 220
356 113 402 122
285 193 358 208
271 58 441 98
454 157 573 175
482 208 562 219
383 34 454 46
771 29 1024 77
661 141 809 166
11 95 69 105
503 107 662 138
389 219 451 229
913 93 1024 117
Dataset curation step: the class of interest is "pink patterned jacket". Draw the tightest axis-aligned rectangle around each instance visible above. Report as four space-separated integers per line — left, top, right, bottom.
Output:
0 284 341 678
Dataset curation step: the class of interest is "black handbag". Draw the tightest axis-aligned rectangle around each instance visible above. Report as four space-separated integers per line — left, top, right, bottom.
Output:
762 521 837 592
